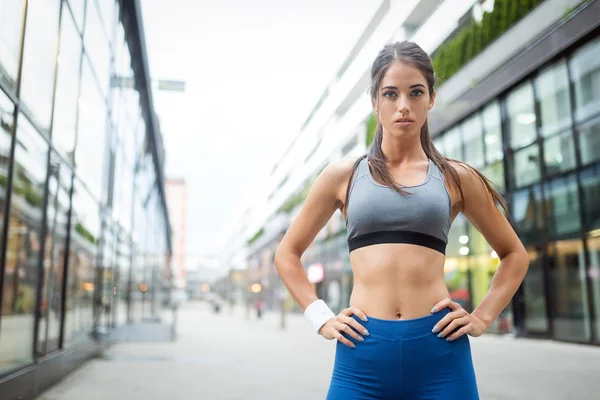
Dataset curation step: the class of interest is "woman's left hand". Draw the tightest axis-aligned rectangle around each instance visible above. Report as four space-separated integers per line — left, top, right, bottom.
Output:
430 298 489 341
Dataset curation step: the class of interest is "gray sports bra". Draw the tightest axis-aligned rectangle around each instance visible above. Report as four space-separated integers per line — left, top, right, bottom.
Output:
345 156 452 254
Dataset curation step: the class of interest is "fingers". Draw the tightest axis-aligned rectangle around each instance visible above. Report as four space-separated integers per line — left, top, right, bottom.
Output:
436 315 470 339
432 308 468 334
334 331 356 348
446 325 471 341
334 320 364 342
343 306 368 322
431 297 461 313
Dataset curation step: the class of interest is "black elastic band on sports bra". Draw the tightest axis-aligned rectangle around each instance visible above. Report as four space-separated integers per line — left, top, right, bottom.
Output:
348 230 446 254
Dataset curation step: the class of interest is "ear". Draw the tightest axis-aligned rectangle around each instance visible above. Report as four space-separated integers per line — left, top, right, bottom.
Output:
428 91 436 111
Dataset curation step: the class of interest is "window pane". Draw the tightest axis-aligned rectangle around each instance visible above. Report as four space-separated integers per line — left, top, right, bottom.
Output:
75 58 107 200
84 1 110 97
535 61 572 137
0 114 48 373
52 10 81 160
587 236 600 343
443 127 462 160
482 102 503 163
580 164 600 231
481 161 505 193
570 37 600 123
67 0 85 33
64 178 99 345
545 174 580 239
579 115 600 166
462 114 484 168
433 136 445 154
543 130 576 175
19 0 60 131
513 144 540 188
0 90 14 274
0 0 25 92
37 154 71 354
523 246 549 332
507 82 537 149
548 239 591 341
511 184 544 245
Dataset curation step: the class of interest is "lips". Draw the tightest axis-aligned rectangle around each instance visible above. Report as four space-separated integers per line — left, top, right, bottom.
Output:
394 118 414 123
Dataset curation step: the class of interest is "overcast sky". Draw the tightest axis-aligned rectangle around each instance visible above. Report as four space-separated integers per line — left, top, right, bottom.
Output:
141 0 381 259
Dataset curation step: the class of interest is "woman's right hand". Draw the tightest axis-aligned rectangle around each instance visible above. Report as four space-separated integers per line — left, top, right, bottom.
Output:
318 306 370 348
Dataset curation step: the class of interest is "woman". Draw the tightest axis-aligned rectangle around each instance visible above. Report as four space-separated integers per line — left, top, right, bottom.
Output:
274 41 529 399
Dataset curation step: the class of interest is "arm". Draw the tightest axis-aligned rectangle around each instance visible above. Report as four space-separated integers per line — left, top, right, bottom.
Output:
459 164 529 326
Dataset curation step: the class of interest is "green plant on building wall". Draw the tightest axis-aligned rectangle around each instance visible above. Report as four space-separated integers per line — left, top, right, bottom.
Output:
365 113 377 147
432 0 547 83
247 227 264 246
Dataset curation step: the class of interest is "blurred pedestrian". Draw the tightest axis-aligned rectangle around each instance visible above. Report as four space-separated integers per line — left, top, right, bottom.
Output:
274 41 529 399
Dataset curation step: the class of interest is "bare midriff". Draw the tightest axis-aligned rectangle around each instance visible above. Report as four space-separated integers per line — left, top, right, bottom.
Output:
349 243 450 320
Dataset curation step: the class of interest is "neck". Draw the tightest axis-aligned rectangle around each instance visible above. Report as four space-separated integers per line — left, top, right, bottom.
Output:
380 130 427 165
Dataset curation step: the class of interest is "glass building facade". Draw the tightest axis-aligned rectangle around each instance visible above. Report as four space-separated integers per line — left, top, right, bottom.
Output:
0 0 171 390
432 35 600 344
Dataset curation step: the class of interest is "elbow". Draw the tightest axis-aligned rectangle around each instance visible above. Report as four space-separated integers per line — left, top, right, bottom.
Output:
274 245 287 275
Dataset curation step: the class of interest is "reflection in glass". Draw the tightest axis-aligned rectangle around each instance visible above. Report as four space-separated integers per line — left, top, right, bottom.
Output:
482 102 503 163
52 9 81 160
0 114 47 373
579 115 600 166
587 236 600 342
507 82 537 150
545 174 580 239
67 0 85 33
19 0 60 131
523 247 549 332
580 164 600 231
84 2 110 97
543 130 576 175
443 127 462 160
75 58 107 200
511 184 544 245
535 61 572 137
547 240 590 341
0 0 25 91
37 154 71 354
569 37 600 123
513 144 540 188
64 178 98 345
462 114 484 168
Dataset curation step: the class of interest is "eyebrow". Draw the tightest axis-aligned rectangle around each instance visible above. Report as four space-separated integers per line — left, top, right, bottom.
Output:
381 84 426 90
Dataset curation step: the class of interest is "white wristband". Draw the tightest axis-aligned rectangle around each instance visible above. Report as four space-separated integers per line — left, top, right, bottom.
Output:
304 299 336 334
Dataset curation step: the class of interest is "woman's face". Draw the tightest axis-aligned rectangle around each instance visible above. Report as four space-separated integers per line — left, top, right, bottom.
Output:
373 61 435 139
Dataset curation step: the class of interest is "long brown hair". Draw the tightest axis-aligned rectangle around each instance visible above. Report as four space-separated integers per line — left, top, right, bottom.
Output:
344 41 508 216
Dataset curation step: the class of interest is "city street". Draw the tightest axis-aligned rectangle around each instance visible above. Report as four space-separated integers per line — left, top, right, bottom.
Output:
37 301 600 400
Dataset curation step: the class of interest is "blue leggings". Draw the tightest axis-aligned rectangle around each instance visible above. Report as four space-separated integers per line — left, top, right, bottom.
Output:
326 308 479 399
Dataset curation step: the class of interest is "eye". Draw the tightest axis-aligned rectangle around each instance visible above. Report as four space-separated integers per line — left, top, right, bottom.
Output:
411 89 424 96
383 91 397 98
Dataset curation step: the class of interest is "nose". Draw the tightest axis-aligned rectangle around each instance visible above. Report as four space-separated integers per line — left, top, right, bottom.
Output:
397 93 410 114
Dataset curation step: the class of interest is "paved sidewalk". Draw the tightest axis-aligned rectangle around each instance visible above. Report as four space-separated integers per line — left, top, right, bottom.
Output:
37 301 600 400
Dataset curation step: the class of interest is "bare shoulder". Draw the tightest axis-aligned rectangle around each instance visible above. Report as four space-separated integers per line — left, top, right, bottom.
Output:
444 159 490 208
314 157 362 206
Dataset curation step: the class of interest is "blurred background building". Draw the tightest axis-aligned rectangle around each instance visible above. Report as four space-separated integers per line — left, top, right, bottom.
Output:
220 0 600 345
165 177 187 288
0 0 172 397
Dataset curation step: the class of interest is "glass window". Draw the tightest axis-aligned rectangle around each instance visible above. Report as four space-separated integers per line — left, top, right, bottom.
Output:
84 1 110 97
547 239 591 341
96 0 115 46
0 90 14 262
481 161 505 193
482 102 503 163
587 236 600 343
579 115 600 166
462 114 484 168
433 135 445 154
545 173 580 239
513 144 540 188
507 82 537 150
37 153 71 354
523 246 549 332
535 61 572 137
0 0 25 92
569 37 600 123
19 0 60 131
543 130 576 175
0 114 48 373
75 57 107 200
443 127 462 160
512 184 545 246
64 178 99 345
52 9 82 161
67 0 86 33
580 164 600 232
